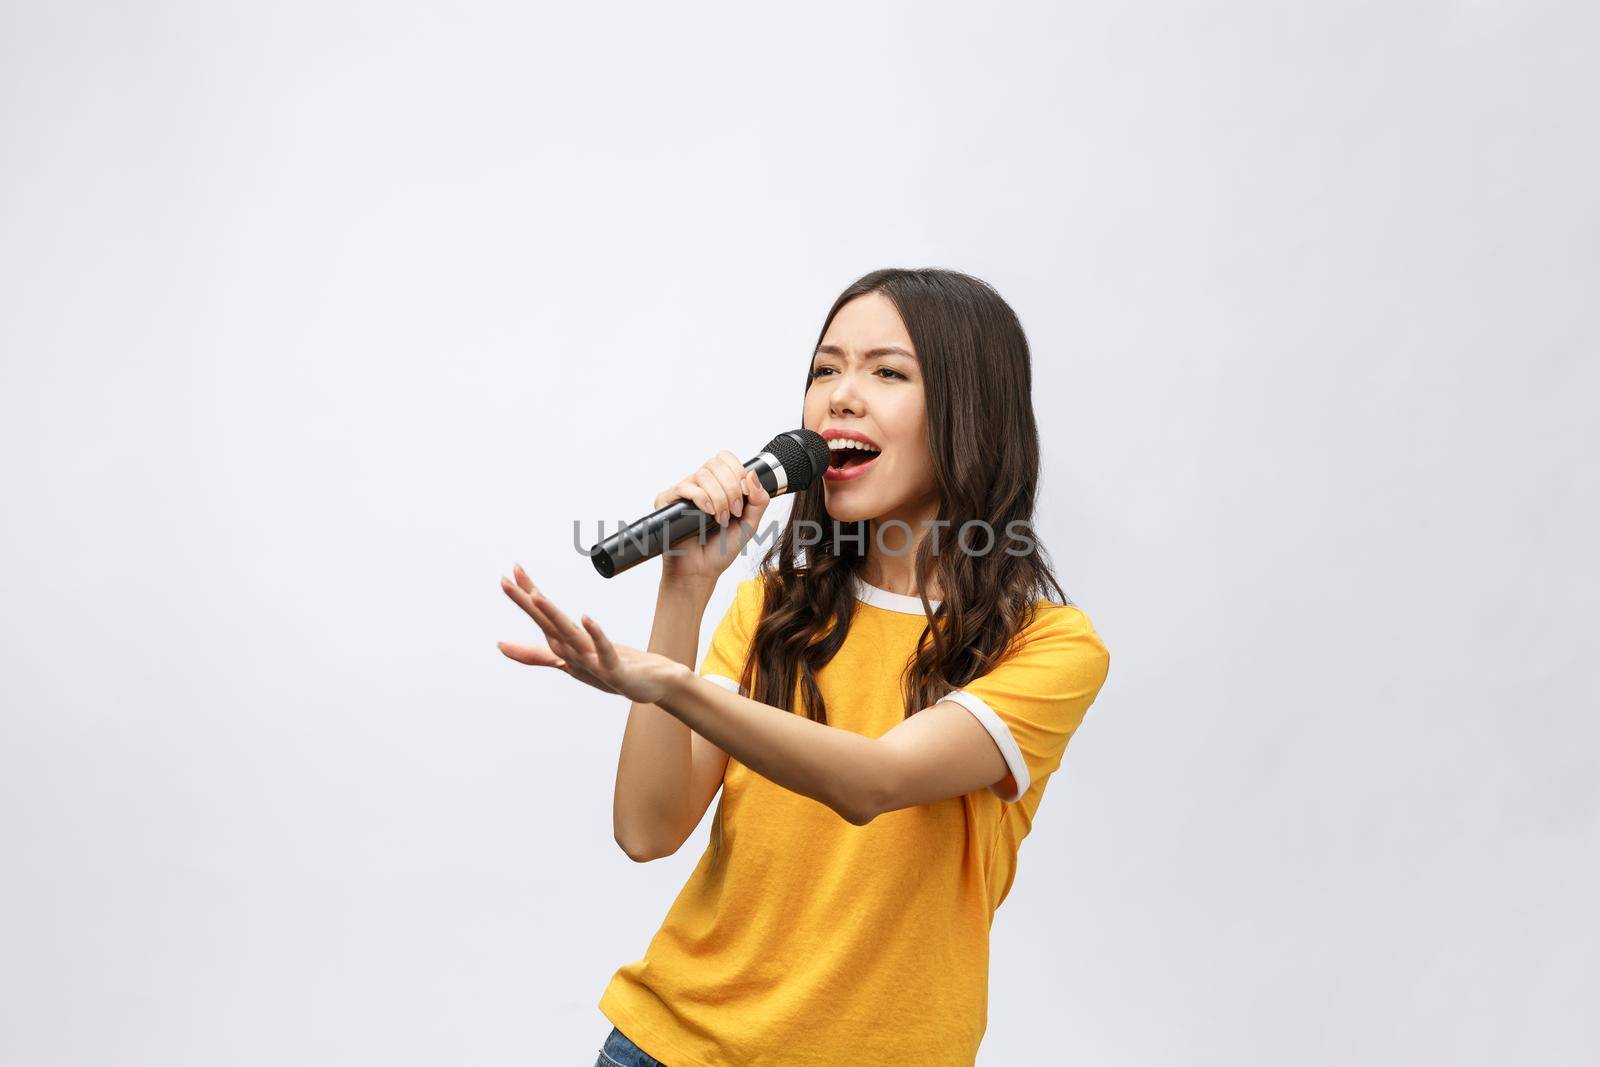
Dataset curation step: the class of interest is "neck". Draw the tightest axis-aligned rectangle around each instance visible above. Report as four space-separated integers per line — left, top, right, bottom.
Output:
860 496 942 599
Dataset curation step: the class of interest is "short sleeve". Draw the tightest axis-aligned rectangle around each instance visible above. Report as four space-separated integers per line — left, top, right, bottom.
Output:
698 576 764 697
940 605 1112 802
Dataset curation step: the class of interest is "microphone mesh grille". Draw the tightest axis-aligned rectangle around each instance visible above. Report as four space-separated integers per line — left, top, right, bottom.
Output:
764 429 831 491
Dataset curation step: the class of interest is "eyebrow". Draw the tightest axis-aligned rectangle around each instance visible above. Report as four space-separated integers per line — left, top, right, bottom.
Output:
812 344 918 361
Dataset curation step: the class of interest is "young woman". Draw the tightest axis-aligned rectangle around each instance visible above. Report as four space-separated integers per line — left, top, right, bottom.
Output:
498 268 1113 1067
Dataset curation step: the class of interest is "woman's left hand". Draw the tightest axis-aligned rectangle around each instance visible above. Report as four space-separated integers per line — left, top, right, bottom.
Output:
498 563 686 706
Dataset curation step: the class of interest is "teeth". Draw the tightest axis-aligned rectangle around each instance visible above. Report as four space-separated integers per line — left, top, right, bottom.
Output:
828 438 880 452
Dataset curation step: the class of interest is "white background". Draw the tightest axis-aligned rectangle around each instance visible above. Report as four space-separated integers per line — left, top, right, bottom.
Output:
3 2 1595 1063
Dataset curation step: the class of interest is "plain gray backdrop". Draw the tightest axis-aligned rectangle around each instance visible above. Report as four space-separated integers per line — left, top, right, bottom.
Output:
2 1 1594 1064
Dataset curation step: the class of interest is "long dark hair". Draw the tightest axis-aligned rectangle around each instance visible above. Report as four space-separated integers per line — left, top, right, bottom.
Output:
731 268 1072 724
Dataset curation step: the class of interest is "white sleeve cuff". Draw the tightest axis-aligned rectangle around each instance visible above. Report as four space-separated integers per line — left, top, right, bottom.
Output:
703 674 748 697
941 689 1031 801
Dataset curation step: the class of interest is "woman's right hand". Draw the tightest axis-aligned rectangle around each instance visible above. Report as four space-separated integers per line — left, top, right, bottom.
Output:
655 450 773 582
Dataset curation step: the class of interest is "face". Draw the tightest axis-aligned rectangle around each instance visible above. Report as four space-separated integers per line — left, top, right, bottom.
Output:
803 292 938 524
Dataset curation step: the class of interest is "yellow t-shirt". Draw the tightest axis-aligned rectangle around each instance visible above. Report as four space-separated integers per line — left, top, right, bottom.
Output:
598 572 1112 1066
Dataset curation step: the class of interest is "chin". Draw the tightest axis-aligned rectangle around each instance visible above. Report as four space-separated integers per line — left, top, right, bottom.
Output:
822 492 883 524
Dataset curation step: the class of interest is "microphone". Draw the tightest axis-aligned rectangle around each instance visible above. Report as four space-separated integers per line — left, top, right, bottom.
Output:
589 428 831 578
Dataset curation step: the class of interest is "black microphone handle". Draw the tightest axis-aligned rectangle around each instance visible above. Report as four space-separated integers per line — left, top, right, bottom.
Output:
589 454 787 579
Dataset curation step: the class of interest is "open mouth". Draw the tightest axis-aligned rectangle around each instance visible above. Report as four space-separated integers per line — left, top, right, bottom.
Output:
823 440 883 481
828 445 882 471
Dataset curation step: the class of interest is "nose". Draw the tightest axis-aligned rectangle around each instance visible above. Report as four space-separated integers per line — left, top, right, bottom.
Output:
827 367 865 418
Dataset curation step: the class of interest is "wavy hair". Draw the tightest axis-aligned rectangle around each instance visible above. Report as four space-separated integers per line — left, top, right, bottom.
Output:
730 268 1072 724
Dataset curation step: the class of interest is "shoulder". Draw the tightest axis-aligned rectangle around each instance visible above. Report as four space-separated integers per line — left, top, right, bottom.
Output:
1005 600 1111 675
1023 599 1102 636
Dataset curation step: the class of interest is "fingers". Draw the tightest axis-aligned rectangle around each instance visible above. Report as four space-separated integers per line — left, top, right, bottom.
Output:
498 567 627 694
729 468 770 543
502 573 561 639
497 641 566 668
502 568 592 660
498 638 621 694
710 451 749 520
653 451 751 526
691 467 733 526
741 467 770 506
530 590 593 657
581 614 621 671
657 476 715 518
554 655 622 694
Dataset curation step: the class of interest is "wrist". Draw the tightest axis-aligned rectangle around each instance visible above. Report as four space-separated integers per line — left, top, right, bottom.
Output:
654 658 699 715
659 573 716 606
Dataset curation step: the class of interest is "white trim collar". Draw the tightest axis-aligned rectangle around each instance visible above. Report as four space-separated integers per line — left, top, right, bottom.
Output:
851 574 941 615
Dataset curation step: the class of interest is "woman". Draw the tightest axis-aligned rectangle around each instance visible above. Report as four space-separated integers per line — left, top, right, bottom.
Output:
499 268 1113 1066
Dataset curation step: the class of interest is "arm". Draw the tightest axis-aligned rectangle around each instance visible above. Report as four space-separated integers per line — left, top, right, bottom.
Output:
612 574 732 862
501 562 1012 831
872 700 1014 812
652 669 995 826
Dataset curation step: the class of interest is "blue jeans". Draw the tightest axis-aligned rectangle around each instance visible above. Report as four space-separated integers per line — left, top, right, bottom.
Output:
593 1025 668 1067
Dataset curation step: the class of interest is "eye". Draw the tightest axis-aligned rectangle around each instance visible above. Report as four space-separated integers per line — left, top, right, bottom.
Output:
807 365 907 382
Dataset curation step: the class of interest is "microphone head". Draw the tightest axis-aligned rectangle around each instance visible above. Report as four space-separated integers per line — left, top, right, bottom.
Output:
763 428 831 491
